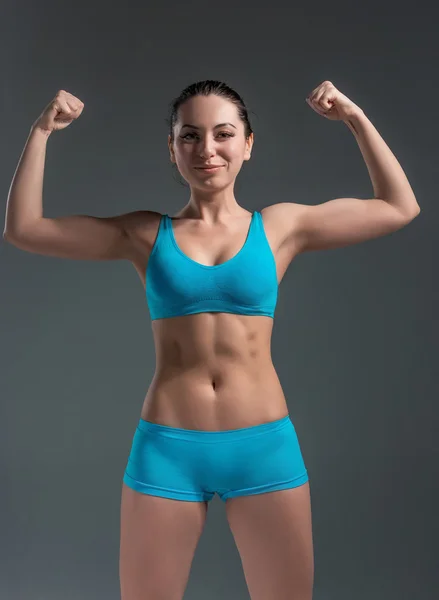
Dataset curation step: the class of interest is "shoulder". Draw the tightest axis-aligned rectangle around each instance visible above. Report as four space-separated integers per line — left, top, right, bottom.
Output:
260 202 309 246
108 210 164 263
119 209 163 230
112 210 165 279
118 210 163 241
261 202 308 223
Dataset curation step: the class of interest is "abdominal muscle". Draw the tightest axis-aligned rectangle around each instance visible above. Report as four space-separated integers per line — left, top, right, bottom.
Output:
140 311 289 431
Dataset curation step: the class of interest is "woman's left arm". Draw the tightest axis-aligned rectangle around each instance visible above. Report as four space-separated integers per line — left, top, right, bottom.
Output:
274 81 421 253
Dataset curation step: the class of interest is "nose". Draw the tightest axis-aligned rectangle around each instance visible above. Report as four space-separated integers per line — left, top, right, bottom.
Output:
198 135 216 159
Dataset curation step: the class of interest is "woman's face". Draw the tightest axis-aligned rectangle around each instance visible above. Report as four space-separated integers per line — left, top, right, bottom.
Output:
168 94 253 189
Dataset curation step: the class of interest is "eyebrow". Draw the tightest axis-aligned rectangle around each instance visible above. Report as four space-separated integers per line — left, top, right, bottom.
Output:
180 122 237 130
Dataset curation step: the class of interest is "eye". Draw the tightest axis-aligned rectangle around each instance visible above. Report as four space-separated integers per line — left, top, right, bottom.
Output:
180 132 235 140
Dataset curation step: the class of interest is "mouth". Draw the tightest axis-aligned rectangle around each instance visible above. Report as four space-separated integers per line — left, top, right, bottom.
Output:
195 165 224 173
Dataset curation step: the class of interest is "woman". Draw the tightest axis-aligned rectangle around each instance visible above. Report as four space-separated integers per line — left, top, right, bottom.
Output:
4 80 420 600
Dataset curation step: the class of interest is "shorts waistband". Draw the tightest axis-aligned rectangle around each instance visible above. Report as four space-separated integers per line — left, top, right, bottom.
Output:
136 414 292 443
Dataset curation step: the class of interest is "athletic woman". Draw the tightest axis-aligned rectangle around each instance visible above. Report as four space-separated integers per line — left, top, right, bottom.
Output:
4 80 420 600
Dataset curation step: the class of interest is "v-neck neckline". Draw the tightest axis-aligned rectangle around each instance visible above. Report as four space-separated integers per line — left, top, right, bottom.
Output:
167 212 256 269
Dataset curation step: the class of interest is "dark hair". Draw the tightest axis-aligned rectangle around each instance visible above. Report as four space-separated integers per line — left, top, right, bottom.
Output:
166 79 254 143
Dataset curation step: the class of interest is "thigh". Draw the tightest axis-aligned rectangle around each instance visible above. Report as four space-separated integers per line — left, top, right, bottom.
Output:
120 483 208 600
226 482 314 600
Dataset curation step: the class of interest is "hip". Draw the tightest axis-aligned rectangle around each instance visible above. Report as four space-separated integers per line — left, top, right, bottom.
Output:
123 413 309 502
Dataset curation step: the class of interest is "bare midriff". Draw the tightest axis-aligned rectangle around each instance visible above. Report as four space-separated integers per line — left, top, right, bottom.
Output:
140 311 288 431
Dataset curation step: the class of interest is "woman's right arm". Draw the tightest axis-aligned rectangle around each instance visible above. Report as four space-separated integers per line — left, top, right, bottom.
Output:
3 91 137 261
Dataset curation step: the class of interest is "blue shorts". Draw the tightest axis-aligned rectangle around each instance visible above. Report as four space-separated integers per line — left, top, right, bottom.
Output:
123 414 309 502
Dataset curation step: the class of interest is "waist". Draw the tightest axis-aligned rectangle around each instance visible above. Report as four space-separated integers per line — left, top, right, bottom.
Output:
141 362 288 431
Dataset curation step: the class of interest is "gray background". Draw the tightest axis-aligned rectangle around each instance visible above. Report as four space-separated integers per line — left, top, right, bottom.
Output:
1 1 437 598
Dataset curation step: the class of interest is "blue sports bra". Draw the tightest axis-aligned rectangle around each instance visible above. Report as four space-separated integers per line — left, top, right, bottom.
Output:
145 211 278 321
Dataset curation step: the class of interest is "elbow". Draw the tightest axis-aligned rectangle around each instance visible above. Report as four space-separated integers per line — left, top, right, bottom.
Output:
3 228 17 241
409 197 421 216
400 202 421 222
408 204 421 220
3 229 22 246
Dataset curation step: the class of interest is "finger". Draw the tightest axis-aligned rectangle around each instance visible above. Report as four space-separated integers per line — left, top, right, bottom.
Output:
310 87 334 115
320 93 335 111
306 97 327 117
314 85 329 105
54 98 72 115
308 92 327 115
66 99 82 114
307 83 323 100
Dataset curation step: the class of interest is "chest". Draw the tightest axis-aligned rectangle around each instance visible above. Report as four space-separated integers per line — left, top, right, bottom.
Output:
171 219 253 267
132 208 296 288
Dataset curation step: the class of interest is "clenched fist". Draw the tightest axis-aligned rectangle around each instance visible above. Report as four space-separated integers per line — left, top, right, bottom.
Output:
32 90 84 135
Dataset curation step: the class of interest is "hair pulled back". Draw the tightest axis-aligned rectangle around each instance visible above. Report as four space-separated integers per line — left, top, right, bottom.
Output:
166 80 254 143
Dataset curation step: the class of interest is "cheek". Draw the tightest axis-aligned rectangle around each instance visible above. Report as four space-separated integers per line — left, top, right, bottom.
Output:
221 143 245 163
174 147 192 167
175 140 244 166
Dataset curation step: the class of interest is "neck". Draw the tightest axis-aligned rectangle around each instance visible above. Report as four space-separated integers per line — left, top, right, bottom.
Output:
181 189 247 223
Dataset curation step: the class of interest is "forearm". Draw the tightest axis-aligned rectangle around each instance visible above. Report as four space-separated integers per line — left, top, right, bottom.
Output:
343 110 420 217
3 126 51 237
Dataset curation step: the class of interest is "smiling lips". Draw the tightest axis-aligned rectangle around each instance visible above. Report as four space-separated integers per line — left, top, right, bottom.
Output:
196 165 224 169
195 166 225 174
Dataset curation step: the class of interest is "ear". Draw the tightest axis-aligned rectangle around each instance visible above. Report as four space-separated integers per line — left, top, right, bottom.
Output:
168 135 176 163
244 132 254 161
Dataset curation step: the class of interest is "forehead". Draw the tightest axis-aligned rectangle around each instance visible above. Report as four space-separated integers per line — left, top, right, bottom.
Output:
176 95 239 128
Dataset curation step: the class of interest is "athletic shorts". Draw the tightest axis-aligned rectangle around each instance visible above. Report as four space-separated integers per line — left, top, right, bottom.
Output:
122 414 309 502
